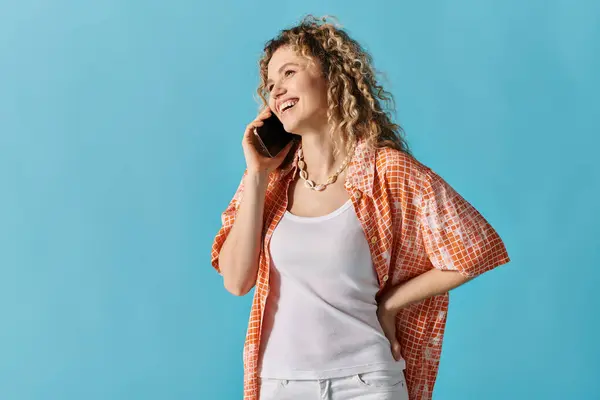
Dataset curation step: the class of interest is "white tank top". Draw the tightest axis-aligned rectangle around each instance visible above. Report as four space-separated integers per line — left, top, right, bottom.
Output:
258 198 406 380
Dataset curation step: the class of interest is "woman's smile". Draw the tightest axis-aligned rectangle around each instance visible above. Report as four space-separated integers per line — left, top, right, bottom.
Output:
281 99 299 117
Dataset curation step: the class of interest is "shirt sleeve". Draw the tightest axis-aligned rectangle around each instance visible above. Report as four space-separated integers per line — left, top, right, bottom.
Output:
417 167 511 278
210 169 248 276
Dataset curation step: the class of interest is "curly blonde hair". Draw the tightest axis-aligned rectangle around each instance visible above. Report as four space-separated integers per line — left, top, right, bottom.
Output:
255 14 412 169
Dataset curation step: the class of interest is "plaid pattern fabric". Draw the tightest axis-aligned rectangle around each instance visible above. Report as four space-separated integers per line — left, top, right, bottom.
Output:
211 137 511 400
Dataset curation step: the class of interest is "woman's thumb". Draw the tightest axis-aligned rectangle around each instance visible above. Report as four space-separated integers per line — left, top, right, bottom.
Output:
275 140 295 161
391 340 401 361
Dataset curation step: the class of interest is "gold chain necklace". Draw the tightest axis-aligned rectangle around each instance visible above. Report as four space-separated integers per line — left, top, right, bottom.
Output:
296 141 356 192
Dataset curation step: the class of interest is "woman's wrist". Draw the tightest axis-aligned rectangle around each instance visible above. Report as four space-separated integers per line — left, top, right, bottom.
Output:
245 170 270 189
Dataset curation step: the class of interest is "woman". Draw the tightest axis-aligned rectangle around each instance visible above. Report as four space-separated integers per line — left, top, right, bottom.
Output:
211 15 510 400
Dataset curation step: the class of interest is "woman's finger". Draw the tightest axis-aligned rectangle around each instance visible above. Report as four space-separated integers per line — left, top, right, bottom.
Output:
245 121 264 136
257 111 272 122
391 340 401 361
273 139 295 161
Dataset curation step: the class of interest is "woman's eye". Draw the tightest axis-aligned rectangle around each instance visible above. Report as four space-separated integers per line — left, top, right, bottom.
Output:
267 70 294 92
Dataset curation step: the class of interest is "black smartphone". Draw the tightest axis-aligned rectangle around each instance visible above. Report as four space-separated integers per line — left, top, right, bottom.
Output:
252 112 296 158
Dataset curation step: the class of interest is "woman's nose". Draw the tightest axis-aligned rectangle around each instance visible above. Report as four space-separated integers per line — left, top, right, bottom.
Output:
271 83 286 97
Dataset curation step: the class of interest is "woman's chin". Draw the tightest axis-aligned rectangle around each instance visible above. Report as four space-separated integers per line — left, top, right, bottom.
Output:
284 114 314 131
282 117 300 132
282 112 320 134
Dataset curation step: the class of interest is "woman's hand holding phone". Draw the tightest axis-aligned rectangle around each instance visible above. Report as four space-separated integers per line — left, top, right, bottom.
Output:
242 107 294 177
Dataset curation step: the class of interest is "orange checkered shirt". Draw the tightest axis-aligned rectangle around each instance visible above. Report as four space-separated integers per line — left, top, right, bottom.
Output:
211 137 511 399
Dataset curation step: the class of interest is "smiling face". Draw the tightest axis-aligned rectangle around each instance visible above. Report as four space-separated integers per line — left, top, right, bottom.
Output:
266 46 329 134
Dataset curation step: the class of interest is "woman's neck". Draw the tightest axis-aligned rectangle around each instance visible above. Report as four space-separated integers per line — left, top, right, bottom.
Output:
299 134 349 183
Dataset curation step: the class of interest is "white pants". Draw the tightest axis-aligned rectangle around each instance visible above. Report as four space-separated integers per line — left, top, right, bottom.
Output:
259 369 409 400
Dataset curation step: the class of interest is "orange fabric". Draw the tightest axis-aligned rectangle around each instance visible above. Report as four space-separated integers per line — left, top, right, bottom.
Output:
211 137 511 399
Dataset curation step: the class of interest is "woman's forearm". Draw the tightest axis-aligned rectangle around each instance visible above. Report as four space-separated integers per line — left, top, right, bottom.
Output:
378 268 473 312
219 171 269 296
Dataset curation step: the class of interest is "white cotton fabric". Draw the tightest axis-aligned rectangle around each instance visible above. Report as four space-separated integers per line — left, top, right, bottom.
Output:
258 198 406 380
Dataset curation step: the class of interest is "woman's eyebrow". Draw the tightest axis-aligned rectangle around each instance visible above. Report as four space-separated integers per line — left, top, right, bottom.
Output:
266 62 300 84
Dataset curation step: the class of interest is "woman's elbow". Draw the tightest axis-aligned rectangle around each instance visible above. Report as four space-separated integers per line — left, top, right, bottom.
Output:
221 264 255 296
224 279 253 296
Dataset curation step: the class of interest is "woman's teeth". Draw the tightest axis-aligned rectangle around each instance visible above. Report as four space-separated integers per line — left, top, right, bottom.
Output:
281 99 299 113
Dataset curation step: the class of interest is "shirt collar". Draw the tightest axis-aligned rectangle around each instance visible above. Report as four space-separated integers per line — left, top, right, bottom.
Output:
278 136 376 198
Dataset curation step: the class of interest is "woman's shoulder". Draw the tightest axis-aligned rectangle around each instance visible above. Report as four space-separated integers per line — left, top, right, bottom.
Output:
374 145 431 180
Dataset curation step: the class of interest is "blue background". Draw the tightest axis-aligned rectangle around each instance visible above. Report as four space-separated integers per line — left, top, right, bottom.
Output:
1 1 598 399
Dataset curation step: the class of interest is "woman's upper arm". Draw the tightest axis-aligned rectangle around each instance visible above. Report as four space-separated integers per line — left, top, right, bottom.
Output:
210 169 248 275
